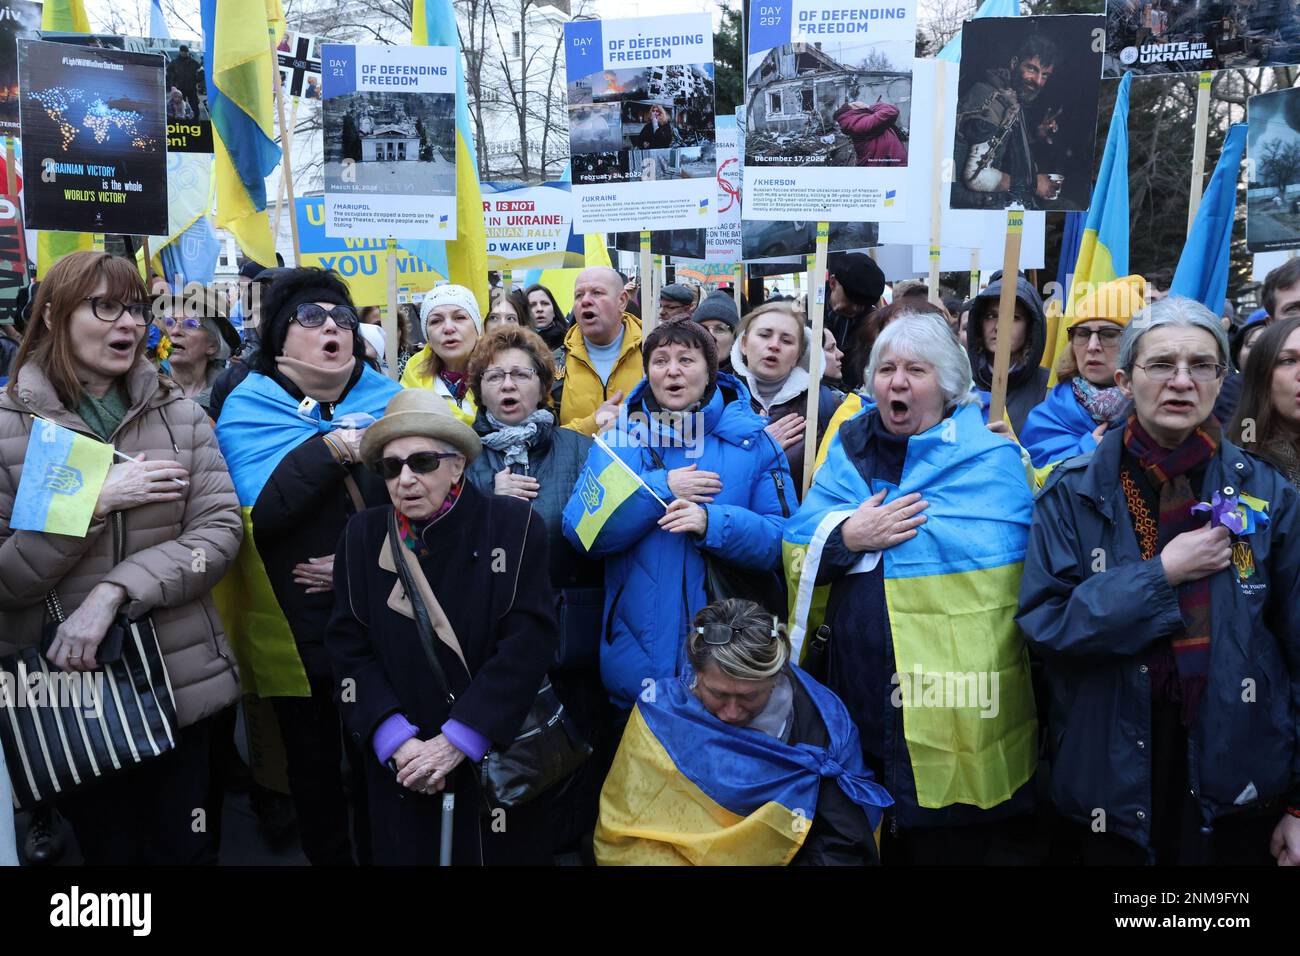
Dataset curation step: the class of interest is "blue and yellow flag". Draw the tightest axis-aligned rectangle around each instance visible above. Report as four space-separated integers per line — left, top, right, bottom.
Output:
785 402 1037 811
569 435 651 551
35 0 95 278
1046 73 1132 386
595 668 892 865
409 0 489 313
1171 123 1247 312
200 0 283 267
11 419 113 537
213 367 400 697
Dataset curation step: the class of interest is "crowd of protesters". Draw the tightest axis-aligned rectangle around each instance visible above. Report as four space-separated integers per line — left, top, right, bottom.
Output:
0 249 1298 868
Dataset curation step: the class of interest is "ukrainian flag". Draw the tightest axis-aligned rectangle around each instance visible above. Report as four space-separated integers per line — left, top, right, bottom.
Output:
569 436 645 551
409 0 489 314
1046 73 1132 386
35 1 94 278
784 402 1037 811
11 419 113 537
1170 123 1247 311
595 668 892 865
213 367 400 697
200 0 284 268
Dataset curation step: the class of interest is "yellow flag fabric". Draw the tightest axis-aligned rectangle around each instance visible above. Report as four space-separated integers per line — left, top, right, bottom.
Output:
573 452 642 550
41 0 90 32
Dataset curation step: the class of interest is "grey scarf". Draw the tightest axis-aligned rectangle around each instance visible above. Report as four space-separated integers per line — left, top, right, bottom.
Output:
481 408 554 471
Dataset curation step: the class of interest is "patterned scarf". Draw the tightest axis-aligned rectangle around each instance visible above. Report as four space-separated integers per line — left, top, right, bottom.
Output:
1121 414 1220 725
396 481 463 555
439 369 469 401
1072 376 1128 424
480 408 554 471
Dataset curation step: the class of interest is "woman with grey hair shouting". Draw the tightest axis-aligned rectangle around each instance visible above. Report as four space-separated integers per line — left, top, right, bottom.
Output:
1018 296 1300 866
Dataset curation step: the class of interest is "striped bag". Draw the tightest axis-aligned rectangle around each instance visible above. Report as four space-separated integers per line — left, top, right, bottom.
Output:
0 589 178 811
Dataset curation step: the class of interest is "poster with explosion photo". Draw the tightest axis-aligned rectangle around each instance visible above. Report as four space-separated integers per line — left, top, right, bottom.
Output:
949 15 1103 212
0 1 41 135
17 39 168 235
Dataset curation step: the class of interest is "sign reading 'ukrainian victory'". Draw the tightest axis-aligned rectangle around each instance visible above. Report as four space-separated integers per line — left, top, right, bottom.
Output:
321 43 457 240
564 14 718 234
743 0 917 224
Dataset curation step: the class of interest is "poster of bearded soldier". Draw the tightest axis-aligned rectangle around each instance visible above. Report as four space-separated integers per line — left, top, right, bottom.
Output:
950 15 1104 211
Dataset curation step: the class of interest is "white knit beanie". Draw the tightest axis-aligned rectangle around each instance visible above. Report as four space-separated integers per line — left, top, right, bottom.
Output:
419 283 482 334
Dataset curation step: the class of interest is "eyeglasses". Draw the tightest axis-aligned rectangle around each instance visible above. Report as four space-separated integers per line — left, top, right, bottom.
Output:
695 620 778 646
160 316 203 332
1067 325 1123 346
85 297 151 325
292 303 360 331
1134 362 1225 383
372 451 460 480
481 366 539 387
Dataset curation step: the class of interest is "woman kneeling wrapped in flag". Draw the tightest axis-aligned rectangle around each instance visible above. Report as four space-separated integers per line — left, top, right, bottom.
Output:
783 313 1040 865
595 599 892 865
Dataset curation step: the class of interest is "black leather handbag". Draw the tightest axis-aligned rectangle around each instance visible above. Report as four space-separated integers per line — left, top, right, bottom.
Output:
0 515 177 811
388 512 591 811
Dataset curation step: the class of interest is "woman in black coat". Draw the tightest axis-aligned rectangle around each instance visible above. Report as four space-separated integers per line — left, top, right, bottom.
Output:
327 388 560 865
463 326 606 853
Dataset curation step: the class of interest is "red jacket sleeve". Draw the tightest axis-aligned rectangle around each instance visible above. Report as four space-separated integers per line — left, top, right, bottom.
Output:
836 104 899 137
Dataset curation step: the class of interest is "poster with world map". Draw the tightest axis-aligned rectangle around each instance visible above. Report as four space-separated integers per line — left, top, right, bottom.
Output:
17 39 167 235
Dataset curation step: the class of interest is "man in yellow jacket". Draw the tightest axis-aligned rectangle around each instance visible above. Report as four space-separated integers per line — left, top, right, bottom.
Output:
554 267 644 436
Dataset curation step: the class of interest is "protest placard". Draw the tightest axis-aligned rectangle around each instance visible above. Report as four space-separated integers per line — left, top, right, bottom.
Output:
482 181 582 270
1247 86 1300 254
278 30 323 100
1103 0 1300 77
0 2 40 136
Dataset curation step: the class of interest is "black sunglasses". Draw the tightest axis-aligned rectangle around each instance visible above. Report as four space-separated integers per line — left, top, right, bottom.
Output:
372 451 460 480
292 303 360 330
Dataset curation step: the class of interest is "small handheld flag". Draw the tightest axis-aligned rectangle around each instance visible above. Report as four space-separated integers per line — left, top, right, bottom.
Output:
12 419 113 537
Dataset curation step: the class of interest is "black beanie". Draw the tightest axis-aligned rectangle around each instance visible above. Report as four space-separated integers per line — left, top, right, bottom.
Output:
256 267 355 366
692 290 739 330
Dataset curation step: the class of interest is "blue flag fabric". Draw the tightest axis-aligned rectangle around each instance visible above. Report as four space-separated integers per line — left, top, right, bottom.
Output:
1171 123 1247 312
937 0 1018 62
160 216 224 289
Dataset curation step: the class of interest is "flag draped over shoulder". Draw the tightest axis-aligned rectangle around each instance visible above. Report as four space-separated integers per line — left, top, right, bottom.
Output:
212 368 400 697
35 1 94 278
11 419 112 537
410 0 488 313
784 402 1038 811
200 0 283 268
1046 73 1132 386
1170 123 1247 312
594 669 892 866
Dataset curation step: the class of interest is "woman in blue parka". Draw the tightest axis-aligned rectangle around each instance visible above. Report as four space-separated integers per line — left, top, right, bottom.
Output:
563 319 792 712
1017 297 1300 866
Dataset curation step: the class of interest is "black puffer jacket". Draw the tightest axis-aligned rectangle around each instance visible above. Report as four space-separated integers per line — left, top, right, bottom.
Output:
965 275 1050 434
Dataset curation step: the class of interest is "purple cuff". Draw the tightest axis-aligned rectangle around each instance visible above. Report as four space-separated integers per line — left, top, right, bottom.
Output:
372 713 419 765
441 719 490 762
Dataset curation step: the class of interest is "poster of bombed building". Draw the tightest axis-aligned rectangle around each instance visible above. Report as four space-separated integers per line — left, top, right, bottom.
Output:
322 44 456 239
1247 87 1300 253
950 15 1103 212
0 2 40 135
1103 0 1300 77
564 14 717 233
18 39 168 235
743 0 916 223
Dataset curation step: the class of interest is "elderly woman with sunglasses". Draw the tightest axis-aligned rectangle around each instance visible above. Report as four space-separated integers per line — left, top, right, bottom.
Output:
214 267 401 865
1018 296 1300 866
326 389 560 865
0 251 243 863
1020 276 1146 471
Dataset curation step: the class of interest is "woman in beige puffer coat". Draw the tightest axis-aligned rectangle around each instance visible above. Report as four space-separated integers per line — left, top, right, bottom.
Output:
0 252 242 865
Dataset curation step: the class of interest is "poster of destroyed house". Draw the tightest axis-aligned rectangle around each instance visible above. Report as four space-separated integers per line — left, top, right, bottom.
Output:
746 40 911 168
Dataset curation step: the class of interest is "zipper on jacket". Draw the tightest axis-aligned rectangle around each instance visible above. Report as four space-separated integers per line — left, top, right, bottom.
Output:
771 470 790 518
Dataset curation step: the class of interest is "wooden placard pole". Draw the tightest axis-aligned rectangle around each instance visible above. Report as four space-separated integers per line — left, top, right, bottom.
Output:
502 268 513 294
141 235 153 282
1187 71 1212 239
733 263 743 314
271 95 301 245
639 230 655 335
801 221 830 495
969 248 980 297
928 58 947 306
987 209 1024 425
272 36 301 265
384 238 400 381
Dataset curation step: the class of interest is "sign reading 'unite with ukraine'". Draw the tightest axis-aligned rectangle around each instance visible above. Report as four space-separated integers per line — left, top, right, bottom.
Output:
11 419 113 537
